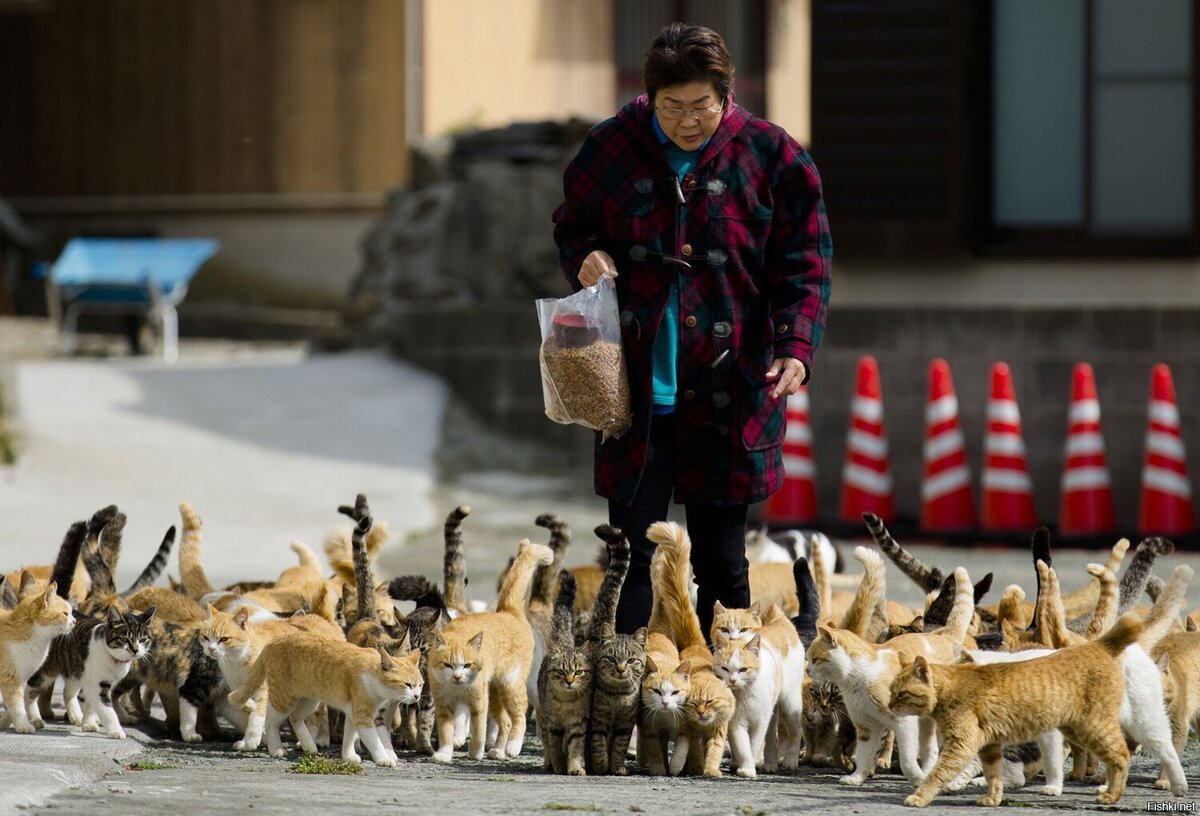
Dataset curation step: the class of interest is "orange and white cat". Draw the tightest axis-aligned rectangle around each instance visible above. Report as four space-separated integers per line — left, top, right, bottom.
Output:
427 539 553 763
0 577 74 733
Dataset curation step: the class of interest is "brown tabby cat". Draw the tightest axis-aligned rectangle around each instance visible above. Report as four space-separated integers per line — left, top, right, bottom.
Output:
536 570 590 775
889 613 1144 808
0 577 74 732
801 676 855 770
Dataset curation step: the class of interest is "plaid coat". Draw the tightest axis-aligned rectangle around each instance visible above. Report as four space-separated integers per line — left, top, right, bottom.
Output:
552 95 832 506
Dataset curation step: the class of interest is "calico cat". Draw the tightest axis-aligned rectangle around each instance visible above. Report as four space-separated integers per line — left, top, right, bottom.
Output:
0 577 74 732
229 631 421 765
644 521 735 779
585 525 646 776
807 566 975 786
536 570 590 775
27 605 154 738
712 603 805 776
889 614 1145 808
801 678 855 770
427 539 552 763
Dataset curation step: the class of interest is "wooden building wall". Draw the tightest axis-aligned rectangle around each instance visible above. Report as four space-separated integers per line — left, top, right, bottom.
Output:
0 0 408 207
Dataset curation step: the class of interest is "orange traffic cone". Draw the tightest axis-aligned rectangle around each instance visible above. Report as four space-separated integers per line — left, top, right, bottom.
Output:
981 362 1038 532
838 356 895 523
1137 363 1196 535
1059 363 1118 535
920 358 976 532
763 387 818 526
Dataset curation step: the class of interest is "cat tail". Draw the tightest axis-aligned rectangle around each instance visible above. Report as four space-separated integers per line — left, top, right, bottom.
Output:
289 540 321 572
81 518 122 599
791 555 820 647
645 521 706 652
1096 611 1144 658
585 525 630 641
178 501 216 601
339 497 377 625
810 530 832 617
387 575 445 611
1137 564 1193 652
50 520 89 600
938 567 975 644
496 539 555 616
122 526 176 596
322 527 357 586
1117 537 1174 615
442 505 471 611
839 546 886 638
531 514 572 608
1082 563 1119 639
996 584 1027 629
228 651 269 711
549 570 577 653
862 512 943 593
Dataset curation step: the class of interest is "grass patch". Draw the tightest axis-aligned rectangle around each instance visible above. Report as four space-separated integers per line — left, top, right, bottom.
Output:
736 808 769 816
483 775 517 782
544 805 601 813
127 760 176 771
287 756 364 775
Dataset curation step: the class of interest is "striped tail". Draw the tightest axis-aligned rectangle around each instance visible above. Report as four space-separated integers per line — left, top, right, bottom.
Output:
863 512 943 593
50 521 88 600
123 526 176 595
531 514 572 607
442 506 471 610
586 525 630 641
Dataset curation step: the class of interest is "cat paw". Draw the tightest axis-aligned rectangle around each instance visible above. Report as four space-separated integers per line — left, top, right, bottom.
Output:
182 732 203 743
373 756 397 768
1096 791 1120 805
105 729 127 740
702 769 722 779
30 718 45 730
975 794 1002 807
81 721 99 733
467 749 485 761
270 748 286 759
838 774 866 787
612 766 628 776
234 739 260 752
1095 783 1108 794
903 794 929 808
1155 779 1171 791
486 748 505 760
1027 785 1062 797
567 766 586 777
66 710 83 726
12 722 36 735
736 767 757 779
432 751 453 764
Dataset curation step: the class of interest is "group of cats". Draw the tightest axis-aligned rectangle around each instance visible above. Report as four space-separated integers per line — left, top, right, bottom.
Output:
0 494 1197 808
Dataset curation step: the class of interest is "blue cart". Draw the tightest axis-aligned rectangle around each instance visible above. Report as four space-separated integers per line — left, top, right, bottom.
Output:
47 238 219 362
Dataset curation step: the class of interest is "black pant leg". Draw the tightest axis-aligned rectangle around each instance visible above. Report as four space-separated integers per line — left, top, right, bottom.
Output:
684 502 750 641
608 414 675 634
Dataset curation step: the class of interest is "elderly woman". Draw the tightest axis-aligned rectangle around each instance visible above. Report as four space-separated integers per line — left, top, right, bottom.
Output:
552 22 832 637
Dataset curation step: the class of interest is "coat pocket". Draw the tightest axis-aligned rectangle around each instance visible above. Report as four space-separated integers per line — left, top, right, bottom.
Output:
738 354 785 452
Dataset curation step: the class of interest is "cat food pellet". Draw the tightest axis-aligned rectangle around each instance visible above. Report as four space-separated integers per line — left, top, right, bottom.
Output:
540 335 632 438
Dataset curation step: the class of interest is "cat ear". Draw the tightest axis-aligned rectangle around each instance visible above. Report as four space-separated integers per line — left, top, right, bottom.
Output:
674 660 692 676
434 630 446 647
957 651 976 665
599 622 616 642
233 608 251 629
712 629 728 648
909 615 924 631
17 571 37 599
468 631 484 650
140 605 157 624
406 648 421 665
632 626 647 646
205 603 219 619
713 600 727 615
42 581 58 603
645 656 659 675
1157 652 1172 673
816 625 838 647
749 601 763 619
106 605 123 625
913 655 931 683
378 646 393 671
747 634 761 654
1187 616 1198 632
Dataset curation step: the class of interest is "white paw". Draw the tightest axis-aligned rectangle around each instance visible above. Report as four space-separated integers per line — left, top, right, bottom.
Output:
373 755 397 768
81 722 99 733
432 751 453 764
343 752 361 764
270 748 286 758
468 749 484 761
1095 783 1108 794
736 767 757 778
838 774 865 786
234 739 260 752
486 748 504 760
1028 785 1062 796
105 729 127 740
30 718 45 730
67 710 83 726
13 722 35 735
182 732 203 743
506 744 521 758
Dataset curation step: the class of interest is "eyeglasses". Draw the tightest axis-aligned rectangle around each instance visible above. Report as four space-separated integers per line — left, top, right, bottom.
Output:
656 104 723 122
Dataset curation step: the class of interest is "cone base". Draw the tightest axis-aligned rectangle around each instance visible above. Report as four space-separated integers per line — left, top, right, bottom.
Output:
981 493 1038 533
920 489 977 533
838 486 895 525
1138 492 1197 537
1059 490 1118 537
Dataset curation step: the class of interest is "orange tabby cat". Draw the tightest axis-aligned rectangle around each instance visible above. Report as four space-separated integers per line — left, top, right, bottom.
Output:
0 577 74 732
889 613 1144 808
1154 630 1200 784
427 539 553 763
637 525 689 776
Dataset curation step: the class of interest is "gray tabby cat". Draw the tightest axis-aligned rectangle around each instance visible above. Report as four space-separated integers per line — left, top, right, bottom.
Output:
27 605 155 738
586 524 647 776
537 570 590 775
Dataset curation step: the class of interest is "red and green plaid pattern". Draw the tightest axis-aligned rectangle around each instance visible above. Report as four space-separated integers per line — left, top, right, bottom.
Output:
552 95 832 506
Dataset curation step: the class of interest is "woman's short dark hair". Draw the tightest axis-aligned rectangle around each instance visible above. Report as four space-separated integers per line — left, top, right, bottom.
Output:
642 23 735 104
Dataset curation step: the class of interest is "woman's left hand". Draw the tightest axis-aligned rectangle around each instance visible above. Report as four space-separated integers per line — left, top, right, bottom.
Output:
766 357 807 399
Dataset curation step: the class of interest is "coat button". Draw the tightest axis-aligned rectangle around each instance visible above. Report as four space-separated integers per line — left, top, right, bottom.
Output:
777 322 790 335
712 391 731 408
713 320 732 338
585 233 598 242
686 179 697 190
684 315 697 328
681 243 693 256
683 389 696 401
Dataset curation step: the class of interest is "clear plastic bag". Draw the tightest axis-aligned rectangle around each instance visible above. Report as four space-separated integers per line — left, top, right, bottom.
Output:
536 275 632 441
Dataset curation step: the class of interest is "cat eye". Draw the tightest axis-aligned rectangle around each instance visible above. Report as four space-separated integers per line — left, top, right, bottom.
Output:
443 662 453 669
462 663 473 669
218 637 230 644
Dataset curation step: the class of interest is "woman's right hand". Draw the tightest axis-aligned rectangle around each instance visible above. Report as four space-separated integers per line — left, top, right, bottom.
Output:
578 249 618 287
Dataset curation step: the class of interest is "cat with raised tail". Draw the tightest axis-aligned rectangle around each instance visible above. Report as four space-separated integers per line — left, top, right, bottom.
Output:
536 570 590 775
0 576 74 732
889 613 1145 808
427 538 553 763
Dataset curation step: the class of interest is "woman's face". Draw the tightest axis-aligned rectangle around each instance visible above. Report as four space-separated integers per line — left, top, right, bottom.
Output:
654 81 723 151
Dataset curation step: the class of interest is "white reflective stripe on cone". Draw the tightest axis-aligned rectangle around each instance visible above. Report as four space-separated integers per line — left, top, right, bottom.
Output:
1143 465 1193 500
852 396 883 423
1065 432 1106 457
782 454 816 479
984 432 1027 457
1061 465 1112 492
785 422 813 445
1149 399 1181 428
924 427 965 462
987 400 1021 424
982 468 1034 493
847 428 888 459
1068 399 1101 424
921 465 971 502
1146 431 1187 461
842 462 894 496
925 394 959 425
